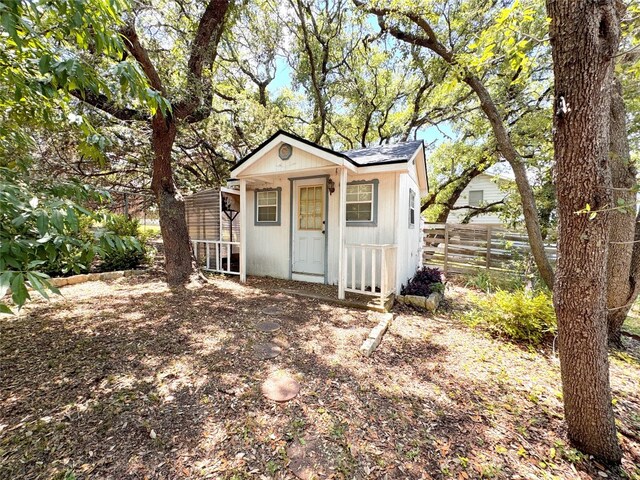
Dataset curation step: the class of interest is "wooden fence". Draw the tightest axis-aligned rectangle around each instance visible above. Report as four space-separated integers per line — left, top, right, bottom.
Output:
422 223 557 276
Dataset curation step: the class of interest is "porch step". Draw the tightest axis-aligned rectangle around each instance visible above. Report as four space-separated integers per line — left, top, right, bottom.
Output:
280 289 395 313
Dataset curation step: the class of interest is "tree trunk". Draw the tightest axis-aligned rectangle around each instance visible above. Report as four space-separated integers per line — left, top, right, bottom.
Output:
547 0 622 464
606 77 637 347
151 114 195 286
464 76 555 290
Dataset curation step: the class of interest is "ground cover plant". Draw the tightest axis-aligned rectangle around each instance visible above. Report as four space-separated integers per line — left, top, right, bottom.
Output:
1 273 638 479
401 266 444 297
462 289 557 345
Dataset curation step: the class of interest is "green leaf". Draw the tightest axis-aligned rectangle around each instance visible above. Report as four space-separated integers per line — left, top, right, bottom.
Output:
26 272 49 299
36 212 49 236
0 304 13 315
0 271 14 299
11 273 29 308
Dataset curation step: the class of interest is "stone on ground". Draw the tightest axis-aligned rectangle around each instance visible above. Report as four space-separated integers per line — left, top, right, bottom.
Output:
360 313 393 357
252 342 282 360
261 371 300 402
256 321 281 333
404 294 426 309
262 306 284 316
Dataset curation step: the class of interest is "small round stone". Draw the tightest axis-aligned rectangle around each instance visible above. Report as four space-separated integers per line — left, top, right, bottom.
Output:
252 342 282 360
256 321 281 333
261 371 300 402
262 306 284 316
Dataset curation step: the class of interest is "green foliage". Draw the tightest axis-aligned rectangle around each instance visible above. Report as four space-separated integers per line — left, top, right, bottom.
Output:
401 267 444 296
464 270 523 294
104 214 140 237
462 289 556 344
98 214 154 272
0 0 165 164
0 167 141 313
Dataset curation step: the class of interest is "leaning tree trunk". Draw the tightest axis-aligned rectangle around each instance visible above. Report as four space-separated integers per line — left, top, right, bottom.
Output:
547 0 622 464
606 77 638 347
150 114 195 286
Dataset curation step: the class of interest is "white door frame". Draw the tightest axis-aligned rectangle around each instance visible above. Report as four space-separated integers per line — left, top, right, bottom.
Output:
288 174 330 284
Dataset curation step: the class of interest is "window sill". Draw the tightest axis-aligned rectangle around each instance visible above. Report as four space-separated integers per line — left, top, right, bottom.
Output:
346 221 377 227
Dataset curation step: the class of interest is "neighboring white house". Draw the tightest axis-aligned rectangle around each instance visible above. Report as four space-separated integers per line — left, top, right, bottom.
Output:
219 130 429 302
448 172 512 225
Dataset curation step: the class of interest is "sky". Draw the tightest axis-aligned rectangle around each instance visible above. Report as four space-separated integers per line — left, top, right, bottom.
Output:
268 57 456 149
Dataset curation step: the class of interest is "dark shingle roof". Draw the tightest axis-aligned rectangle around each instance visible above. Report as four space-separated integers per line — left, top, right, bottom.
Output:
231 130 423 173
342 141 424 165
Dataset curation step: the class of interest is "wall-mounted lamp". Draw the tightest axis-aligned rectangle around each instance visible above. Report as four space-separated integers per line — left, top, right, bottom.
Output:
327 177 336 195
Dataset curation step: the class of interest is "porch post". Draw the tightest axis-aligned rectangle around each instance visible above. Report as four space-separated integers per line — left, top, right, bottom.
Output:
338 167 347 299
239 178 247 283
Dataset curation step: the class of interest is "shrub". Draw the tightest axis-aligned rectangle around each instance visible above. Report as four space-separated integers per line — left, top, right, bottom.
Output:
104 214 140 236
464 270 524 293
98 214 154 272
462 289 556 344
402 266 444 296
99 246 148 271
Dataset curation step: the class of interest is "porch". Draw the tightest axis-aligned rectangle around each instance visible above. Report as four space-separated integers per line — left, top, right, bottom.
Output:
192 238 397 308
238 275 395 313
233 161 400 302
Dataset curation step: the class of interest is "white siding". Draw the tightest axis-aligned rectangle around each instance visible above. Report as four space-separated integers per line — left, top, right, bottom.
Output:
448 173 506 225
240 143 426 291
242 144 336 177
395 171 423 292
334 171 397 286
245 176 291 278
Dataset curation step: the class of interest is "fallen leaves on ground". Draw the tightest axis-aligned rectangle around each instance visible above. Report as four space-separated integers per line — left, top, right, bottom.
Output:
0 274 638 479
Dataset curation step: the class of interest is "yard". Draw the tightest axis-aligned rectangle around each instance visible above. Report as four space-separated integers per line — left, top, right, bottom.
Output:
1 274 639 480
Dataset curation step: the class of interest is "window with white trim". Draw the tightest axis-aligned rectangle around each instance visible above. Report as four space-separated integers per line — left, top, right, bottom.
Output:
469 190 483 207
256 190 279 223
409 189 416 227
346 183 374 222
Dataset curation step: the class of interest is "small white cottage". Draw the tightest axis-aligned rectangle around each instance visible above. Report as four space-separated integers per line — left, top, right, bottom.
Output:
226 130 428 302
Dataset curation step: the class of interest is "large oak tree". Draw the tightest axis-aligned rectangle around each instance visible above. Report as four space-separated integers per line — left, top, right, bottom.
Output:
75 0 232 285
547 0 623 463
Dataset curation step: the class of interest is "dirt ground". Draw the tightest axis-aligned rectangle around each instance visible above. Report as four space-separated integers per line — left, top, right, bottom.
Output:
0 273 639 480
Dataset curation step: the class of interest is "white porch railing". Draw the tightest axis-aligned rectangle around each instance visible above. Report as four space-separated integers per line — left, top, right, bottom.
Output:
192 240 240 275
344 243 397 302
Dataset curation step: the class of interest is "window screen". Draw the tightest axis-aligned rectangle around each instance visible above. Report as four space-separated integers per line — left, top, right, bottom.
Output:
346 183 374 222
256 190 278 222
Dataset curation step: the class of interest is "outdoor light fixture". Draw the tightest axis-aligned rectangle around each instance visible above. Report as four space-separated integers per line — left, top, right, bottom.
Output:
327 177 335 194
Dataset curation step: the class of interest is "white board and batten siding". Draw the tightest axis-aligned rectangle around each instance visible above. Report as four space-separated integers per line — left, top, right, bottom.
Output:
241 143 338 177
242 143 423 293
242 170 400 282
448 173 507 225
396 168 423 293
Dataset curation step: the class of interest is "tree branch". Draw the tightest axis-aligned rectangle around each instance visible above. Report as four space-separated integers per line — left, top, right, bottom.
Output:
174 0 230 120
71 90 148 121
120 23 165 93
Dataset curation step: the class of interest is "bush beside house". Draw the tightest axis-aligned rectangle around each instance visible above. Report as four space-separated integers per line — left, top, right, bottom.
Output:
397 267 445 311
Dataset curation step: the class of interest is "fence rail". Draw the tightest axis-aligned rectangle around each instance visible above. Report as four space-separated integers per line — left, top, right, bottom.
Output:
423 223 556 276
344 243 397 302
192 240 240 275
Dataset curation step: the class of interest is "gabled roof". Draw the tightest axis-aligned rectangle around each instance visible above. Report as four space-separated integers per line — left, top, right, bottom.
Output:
342 141 425 166
231 130 356 175
230 130 425 175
